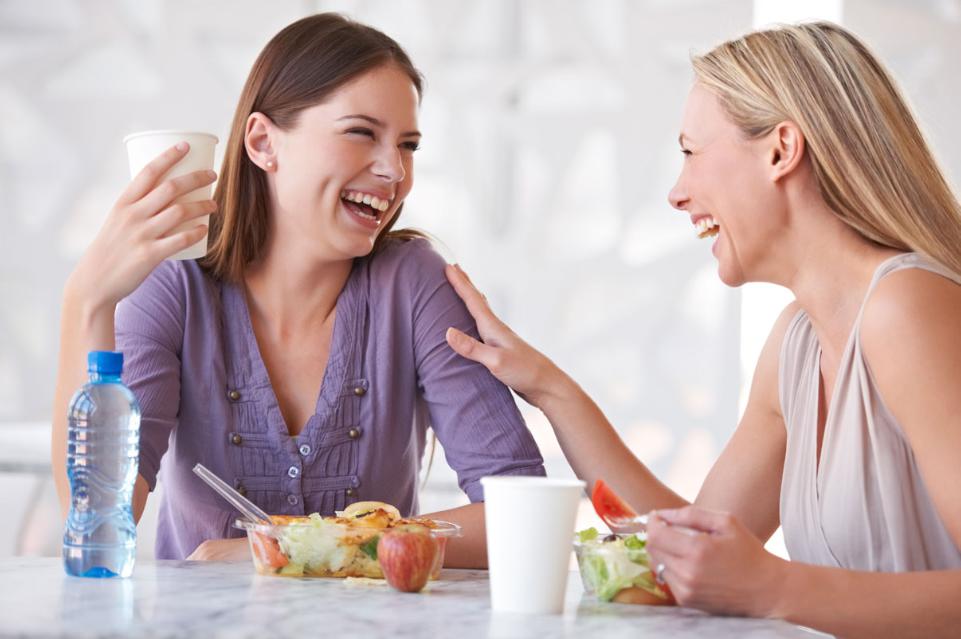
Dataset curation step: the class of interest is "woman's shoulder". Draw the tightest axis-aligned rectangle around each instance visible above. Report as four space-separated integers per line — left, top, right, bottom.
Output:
116 260 220 335
861 256 961 341
859 256 961 404
366 235 447 289
123 259 217 306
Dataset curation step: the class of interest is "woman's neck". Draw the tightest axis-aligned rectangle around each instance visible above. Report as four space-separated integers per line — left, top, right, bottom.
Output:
781 206 902 356
242 241 354 340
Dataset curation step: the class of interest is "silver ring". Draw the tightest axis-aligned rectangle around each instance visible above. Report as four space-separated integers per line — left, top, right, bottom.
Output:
654 562 666 584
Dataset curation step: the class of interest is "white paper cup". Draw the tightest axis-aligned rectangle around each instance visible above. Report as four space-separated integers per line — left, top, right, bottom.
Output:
481 476 585 614
123 130 218 260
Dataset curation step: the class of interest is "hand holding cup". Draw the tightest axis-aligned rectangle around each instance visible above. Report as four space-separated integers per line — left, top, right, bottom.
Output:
69 137 217 310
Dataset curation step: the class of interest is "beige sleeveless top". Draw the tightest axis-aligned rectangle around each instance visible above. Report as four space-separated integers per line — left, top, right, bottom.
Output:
779 252 961 571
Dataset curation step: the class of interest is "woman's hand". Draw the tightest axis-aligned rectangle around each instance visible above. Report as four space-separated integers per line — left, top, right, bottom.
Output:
187 537 251 562
444 264 563 407
67 142 217 310
644 505 788 618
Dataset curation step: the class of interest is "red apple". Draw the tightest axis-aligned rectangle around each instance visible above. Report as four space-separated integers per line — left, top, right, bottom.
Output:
377 525 439 593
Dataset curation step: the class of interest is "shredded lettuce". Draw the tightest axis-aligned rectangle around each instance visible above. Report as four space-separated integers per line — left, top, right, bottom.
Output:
575 528 667 602
277 514 351 571
577 527 600 543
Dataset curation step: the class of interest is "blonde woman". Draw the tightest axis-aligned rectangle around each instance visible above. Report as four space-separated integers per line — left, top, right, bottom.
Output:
444 22 961 638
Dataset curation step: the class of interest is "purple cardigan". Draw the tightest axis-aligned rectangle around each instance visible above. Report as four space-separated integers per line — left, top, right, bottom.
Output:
115 238 545 559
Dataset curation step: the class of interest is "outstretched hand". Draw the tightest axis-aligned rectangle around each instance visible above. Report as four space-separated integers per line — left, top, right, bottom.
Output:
444 264 560 407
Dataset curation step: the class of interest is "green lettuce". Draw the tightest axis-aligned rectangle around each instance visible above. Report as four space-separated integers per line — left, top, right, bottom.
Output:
576 528 667 602
277 514 350 571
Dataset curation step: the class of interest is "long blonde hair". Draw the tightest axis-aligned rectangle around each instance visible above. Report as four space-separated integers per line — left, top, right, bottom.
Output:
692 21 961 275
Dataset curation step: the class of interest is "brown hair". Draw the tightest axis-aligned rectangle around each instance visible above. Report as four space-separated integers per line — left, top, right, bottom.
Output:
692 22 961 275
201 13 427 282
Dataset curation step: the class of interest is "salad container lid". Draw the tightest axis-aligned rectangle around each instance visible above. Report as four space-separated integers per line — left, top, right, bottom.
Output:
234 517 463 538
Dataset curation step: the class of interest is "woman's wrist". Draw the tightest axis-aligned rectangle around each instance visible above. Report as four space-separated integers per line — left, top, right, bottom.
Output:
531 364 582 414
62 271 119 341
63 268 117 320
761 555 803 621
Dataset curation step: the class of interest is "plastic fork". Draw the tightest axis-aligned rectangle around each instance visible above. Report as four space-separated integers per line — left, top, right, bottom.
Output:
192 463 271 524
603 513 651 531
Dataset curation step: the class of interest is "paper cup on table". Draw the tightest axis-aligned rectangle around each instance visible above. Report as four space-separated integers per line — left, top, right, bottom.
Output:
481 476 585 614
123 130 218 260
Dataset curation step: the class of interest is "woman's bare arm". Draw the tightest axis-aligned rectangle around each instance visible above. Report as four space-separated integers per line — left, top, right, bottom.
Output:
51 143 214 520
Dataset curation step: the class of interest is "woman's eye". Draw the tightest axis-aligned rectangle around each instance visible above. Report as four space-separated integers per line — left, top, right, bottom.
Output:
401 141 421 152
347 128 375 138
681 148 692 157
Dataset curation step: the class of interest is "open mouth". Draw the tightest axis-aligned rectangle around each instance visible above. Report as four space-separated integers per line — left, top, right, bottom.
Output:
695 216 719 239
341 189 391 225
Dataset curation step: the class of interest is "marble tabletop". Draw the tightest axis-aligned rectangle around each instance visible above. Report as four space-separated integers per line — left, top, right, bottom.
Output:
0 558 830 638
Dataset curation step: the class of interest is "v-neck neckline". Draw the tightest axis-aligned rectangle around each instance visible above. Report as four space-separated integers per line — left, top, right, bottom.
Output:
810 252 910 486
228 261 362 441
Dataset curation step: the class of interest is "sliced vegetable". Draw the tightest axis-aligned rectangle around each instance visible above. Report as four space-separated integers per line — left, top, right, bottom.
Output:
359 535 380 560
250 531 288 569
591 479 638 524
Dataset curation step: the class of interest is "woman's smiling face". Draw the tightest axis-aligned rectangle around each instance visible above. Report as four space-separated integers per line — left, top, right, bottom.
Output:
267 63 421 260
668 83 787 287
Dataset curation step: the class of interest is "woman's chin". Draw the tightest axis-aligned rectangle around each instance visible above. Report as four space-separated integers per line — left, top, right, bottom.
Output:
716 262 746 288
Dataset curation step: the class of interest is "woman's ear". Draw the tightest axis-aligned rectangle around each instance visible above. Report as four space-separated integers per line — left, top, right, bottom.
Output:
769 121 805 182
245 112 278 171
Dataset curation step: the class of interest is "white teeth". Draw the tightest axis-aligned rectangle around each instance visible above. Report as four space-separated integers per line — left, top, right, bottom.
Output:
340 190 391 212
354 208 380 222
695 217 719 238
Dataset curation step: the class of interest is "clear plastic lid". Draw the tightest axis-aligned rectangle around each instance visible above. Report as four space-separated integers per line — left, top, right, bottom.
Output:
234 517 462 538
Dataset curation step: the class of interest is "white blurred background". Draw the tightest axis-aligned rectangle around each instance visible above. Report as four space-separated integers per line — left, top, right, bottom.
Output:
2 0 959 559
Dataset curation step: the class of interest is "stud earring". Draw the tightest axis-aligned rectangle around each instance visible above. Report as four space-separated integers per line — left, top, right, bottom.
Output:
265 160 275 170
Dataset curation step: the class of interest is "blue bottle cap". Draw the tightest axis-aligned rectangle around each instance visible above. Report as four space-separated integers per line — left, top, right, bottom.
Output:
88 351 124 375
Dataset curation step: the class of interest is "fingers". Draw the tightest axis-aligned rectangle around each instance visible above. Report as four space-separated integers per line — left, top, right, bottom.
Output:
117 142 191 206
645 512 702 560
145 199 217 239
150 223 208 261
656 506 731 534
132 169 218 218
446 327 500 370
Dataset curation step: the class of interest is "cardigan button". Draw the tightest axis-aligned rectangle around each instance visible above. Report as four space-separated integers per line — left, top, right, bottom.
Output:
227 390 242 401
353 386 366 397
230 433 243 446
345 488 356 497
348 428 361 440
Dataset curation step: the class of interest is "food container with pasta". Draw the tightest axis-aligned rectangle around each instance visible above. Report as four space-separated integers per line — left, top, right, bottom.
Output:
234 501 461 579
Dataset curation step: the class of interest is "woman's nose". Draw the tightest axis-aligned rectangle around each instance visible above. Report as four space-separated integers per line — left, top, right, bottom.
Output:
668 178 689 211
373 145 405 183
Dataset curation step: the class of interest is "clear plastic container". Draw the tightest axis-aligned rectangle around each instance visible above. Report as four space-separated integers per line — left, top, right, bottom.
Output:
235 517 461 579
573 534 672 604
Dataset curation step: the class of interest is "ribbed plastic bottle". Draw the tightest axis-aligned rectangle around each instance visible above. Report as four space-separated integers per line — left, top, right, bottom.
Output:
63 351 141 578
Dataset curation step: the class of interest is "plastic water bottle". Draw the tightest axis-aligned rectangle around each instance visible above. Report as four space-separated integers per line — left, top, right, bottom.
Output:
63 351 141 578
